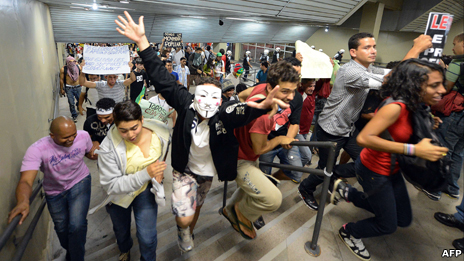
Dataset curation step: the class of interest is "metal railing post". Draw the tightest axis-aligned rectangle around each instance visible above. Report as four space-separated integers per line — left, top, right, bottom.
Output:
305 142 337 256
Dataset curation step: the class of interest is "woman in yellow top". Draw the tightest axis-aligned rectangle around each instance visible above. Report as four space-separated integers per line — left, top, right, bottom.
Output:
98 100 170 261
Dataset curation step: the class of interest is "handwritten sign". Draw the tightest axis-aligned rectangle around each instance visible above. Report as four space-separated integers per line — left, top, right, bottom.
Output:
163 33 183 48
82 45 130 74
419 12 453 64
295 40 333 79
138 99 172 124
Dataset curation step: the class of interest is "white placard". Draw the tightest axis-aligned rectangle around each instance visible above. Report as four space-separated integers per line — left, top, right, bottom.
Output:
82 45 130 75
295 40 333 79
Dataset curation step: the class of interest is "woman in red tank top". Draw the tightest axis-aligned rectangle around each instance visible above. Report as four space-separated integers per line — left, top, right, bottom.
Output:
330 59 449 261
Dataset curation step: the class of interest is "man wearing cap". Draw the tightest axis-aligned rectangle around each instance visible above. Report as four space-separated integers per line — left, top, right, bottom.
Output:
8 116 96 261
256 62 269 84
226 66 243 87
83 98 116 159
221 79 235 102
214 52 225 82
129 58 149 101
60 57 82 122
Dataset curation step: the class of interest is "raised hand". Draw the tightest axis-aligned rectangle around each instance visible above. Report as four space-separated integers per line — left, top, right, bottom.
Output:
246 85 290 118
115 11 149 51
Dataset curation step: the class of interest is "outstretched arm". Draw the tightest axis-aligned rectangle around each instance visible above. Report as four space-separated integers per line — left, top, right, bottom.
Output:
79 60 96 88
115 11 150 52
8 170 38 225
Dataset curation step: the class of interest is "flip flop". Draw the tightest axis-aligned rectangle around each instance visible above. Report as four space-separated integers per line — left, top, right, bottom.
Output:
219 207 241 234
232 204 255 240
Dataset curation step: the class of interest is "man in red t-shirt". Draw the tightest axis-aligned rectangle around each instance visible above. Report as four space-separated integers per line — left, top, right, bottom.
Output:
221 61 300 240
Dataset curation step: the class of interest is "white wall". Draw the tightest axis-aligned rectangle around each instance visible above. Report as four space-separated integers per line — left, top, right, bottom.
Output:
0 0 59 260
306 27 422 64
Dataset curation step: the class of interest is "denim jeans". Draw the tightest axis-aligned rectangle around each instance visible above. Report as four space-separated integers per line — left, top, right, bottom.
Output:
106 184 158 261
45 175 91 261
455 197 464 224
259 145 304 182
300 125 361 192
65 86 82 118
296 134 312 166
436 110 464 195
345 158 412 239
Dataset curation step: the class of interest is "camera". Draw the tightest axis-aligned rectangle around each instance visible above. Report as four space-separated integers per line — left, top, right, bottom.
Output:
219 19 224 26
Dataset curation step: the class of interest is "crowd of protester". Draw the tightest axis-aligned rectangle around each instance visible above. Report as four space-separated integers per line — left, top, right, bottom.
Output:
7 11 464 261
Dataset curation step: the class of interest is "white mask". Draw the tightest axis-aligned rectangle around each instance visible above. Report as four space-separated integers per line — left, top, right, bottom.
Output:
193 84 222 118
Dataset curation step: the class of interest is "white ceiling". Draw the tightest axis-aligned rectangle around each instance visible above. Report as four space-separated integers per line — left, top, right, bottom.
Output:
40 0 368 43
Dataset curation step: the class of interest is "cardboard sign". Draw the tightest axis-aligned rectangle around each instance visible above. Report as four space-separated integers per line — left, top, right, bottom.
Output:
295 40 333 79
138 99 172 124
419 12 453 64
163 33 183 48
82 45 130 74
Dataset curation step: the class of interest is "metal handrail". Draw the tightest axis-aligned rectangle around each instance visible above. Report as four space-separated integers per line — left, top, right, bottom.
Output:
0 180 44 252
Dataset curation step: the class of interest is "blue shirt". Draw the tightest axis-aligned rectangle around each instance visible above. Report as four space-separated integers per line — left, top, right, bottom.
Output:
256 69 268 83
171 71 179 81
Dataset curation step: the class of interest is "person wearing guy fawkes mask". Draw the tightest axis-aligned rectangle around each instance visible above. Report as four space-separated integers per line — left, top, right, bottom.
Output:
115 10 290 253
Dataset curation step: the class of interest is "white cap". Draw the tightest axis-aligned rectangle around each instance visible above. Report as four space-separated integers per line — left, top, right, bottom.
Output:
319 49 323 52
246 50 251 55
227 50 232 55
264 49 269 55
276 47 281 51
311 45 315 49
340 49 345 54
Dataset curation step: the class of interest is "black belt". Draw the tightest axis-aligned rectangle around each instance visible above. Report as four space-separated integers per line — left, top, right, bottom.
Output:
66 85 81 88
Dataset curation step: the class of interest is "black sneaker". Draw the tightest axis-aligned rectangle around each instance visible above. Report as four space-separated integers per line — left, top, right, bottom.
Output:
297 185 319 210
453 238 464 251
72 116 78 123
253 216 265 230
338 225 371 261
331 179 349 204
414 186 441 201
442 188 459 199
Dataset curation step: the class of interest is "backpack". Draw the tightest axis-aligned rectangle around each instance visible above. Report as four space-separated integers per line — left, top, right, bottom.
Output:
377 98 449 193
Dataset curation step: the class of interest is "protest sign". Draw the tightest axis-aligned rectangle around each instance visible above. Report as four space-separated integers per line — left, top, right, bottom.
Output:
163 33 183 48
419 12 453 64
82 45 130 74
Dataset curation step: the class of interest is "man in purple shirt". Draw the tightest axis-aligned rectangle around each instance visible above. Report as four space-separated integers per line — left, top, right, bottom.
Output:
8 116 96 261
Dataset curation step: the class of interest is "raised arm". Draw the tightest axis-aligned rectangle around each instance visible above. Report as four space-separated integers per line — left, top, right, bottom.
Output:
8 170 38 225
115 11 191 111
402 34 433 61
78 60 96 88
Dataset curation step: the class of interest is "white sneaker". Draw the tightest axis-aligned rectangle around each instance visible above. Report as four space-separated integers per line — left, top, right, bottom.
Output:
339 225 370 261
177 226 194 252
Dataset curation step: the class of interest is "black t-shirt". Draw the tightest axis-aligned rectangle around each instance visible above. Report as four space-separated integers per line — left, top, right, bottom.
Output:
268 91 303 140
130 70 149 101
354 89 382 131
83 114 110 144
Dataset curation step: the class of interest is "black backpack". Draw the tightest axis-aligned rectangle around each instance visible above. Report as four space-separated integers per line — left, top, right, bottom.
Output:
378 98 449 193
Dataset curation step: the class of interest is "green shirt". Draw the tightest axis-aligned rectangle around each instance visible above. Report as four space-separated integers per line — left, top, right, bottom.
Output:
446 58 464 92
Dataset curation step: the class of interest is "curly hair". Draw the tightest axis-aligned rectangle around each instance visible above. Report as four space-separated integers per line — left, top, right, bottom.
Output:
96 98 116 110
380 59 444 112
267 60 300 88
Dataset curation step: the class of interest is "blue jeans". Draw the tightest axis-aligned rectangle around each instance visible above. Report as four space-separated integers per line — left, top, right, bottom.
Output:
455 197 464 224
345 158 412 239
45 175 91 261
65 86 82 118
296 134 312 166
106 184 158 261
436 110 464 195
259 145 304 182
300 125 361 192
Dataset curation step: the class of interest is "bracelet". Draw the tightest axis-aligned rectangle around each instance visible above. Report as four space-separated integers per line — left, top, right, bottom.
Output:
403 143 415 156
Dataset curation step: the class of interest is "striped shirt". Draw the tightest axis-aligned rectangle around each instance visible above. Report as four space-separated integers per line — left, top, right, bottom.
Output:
95 80 126 103
446 59 464 92
318 59 390 137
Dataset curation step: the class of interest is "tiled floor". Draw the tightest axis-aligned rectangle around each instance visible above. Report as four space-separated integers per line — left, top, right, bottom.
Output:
51 88 464 261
